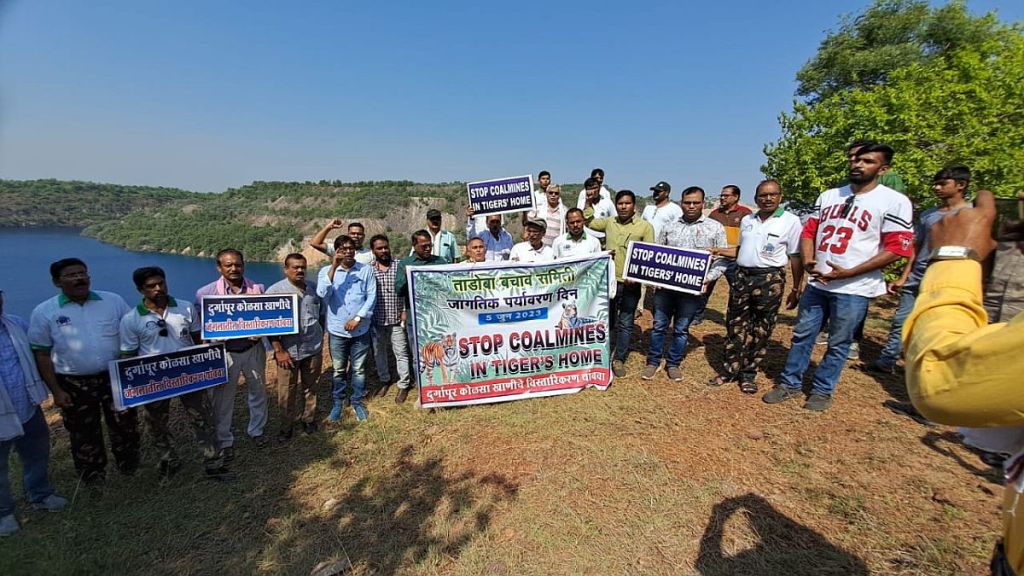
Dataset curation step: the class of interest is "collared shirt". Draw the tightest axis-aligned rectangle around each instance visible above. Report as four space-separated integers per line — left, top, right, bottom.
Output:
370 260 402 326
467 220 514 261
0 315 33 424
553 231 602 259
709 204 754 245
641 202 684 241
317 263 376 338
585 212 655 281
119 296 196 357
659 215 730 282
527 202 567 247
29 290 130 375
509 241 555 263
395 253 448 308
266 279 323 360
736 208 802 269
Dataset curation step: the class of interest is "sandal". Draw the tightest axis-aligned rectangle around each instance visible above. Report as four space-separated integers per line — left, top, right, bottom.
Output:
739 380 758 394
707 376 729 387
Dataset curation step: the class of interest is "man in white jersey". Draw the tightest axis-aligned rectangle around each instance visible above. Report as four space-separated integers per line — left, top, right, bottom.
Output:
641 181 683 240
763 142 914 412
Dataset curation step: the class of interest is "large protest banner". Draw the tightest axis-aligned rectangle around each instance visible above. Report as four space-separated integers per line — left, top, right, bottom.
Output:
467 175 535 217
622 241 713 295
108 343 229 410
199 294 299 340
408 254 613 408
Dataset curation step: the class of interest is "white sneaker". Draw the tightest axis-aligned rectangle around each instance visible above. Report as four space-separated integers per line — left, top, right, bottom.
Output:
0 514 19 537
31 494 67 512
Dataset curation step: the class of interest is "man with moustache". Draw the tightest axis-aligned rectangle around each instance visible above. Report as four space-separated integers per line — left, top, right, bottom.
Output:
525 184 567 246
553 208 602 259
120 267 235 481
1 288 67 536
697 185 752 325
576 168 614 209
585 190 655 377
266 254 323 441
580 177 617 247
707 181 803 393
643 187 728 382
459 237 488 263
365 235 412 402
510 219 556 263
311 220 375 265
194 249 269 457
318 236 377 421
466 210 514 262
764 143 913 412
29 258 139 484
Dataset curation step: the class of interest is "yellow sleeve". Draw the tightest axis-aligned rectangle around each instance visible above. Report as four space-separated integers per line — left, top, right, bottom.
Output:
588 216 608 232
903 260 1024 427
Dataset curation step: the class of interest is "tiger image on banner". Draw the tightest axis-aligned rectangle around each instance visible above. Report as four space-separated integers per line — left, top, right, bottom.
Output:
406 253 615 408
420 333 458 385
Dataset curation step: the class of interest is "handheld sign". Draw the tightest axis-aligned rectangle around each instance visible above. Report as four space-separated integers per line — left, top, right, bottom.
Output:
109 343 229 410
200 294 299 340
622 241 712 295
467 175 535 217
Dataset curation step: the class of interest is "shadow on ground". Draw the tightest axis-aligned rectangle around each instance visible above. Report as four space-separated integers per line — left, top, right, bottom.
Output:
921 431 1003 485
695 493 869 576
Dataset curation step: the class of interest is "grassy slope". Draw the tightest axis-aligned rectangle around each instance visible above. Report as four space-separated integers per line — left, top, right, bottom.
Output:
0 289 1001 576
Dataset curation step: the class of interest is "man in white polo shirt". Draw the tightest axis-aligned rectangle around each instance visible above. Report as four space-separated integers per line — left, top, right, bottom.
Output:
707 180 803 394
510 219 556 263
120 267 235 483
29 258 140 484
554 208 602 259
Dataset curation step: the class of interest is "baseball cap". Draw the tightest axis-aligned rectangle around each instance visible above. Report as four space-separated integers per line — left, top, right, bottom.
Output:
650 181 671 193
426 209 442 219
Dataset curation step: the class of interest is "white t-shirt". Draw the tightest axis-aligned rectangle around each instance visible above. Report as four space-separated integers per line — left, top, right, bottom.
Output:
584 197 617 239
552 232 603 259
576 186 613 209
641 202 683 241
509 242 555 263
806 184 914 297
119 297 196 356
28 290 130 375
735 209 803 269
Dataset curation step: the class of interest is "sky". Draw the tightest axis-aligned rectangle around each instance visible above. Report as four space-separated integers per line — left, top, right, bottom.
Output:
1 1 1021 201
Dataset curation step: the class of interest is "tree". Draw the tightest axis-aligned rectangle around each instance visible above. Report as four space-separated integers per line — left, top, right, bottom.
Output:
764 0 1024 206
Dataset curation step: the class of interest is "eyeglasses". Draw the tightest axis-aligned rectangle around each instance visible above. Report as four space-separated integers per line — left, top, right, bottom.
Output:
840 194 856 218
156 318 168 337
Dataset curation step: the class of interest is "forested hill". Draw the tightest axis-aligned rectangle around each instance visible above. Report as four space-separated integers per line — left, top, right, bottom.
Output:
0 179 199 227
4 178 588 261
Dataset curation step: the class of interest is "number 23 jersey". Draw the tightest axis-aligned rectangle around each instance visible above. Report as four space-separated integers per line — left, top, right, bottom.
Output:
802 184 914 297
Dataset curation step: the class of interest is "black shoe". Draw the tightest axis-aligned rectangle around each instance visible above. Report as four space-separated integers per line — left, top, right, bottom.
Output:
222 447 236 463
883 400 934 426
252 434 269 448
276 429 293 444
739 379 758 395
395 388 410 404
865 361 898 376
375 384 391 398
205 467 238 483
303 421 318 435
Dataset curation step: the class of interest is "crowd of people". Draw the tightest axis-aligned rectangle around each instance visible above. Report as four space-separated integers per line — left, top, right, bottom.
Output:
2 152 1021 574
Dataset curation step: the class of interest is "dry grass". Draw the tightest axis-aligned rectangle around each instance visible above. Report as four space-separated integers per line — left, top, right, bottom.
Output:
0 288 1003 575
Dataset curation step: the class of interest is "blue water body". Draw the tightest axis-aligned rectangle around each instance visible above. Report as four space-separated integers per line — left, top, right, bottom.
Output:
1 228 292 319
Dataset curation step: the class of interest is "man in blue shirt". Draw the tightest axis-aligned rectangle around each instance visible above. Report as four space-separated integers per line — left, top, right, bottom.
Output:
318 235 377 422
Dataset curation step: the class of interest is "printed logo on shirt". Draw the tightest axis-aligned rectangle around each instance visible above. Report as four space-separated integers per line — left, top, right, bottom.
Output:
56 315 71 326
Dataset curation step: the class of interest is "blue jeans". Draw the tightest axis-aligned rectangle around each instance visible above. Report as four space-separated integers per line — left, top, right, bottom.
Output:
647 289 702 368
0 408 55 516
329 332 370 408
610 282 642 362
779 285 870 396
876 285 919 369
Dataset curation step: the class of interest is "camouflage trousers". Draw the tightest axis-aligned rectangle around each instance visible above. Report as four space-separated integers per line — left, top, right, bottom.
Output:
275 353 322 431
144 389 222 471
57 373 140 481
722 267 786 383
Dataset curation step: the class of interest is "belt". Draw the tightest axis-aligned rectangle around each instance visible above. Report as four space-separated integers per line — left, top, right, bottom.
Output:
738 266 784 275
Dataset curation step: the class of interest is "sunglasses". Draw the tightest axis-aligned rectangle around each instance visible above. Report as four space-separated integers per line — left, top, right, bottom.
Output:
840 194 856 218
157 318 168 337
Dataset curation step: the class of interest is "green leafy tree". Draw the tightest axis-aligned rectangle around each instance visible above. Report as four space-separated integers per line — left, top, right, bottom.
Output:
764 0 1024 206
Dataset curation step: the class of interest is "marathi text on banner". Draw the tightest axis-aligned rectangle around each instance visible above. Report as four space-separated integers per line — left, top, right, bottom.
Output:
622 241 712 295
200 294 299 340
108 343 229 410
408 254 613 408
466 175 535 217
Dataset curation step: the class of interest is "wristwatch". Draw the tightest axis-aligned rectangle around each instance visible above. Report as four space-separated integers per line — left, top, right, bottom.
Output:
929 245 980 262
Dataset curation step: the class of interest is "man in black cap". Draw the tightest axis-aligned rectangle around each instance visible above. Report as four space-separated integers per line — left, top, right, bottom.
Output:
641 181 683 241
424 209 459 262
509 219 555 263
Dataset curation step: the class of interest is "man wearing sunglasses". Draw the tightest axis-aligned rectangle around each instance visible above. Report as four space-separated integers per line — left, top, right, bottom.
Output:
764 142 913 412
120 267 234 482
